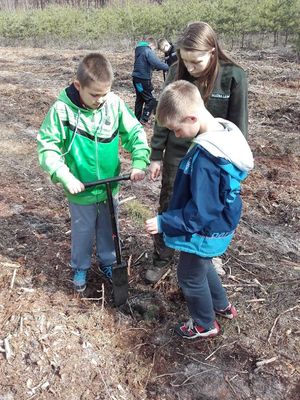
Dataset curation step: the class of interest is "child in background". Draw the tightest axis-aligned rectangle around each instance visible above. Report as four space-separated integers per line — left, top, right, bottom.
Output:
132 37 169 126
146 80 253 339
157 38 178 67
38 53 150 292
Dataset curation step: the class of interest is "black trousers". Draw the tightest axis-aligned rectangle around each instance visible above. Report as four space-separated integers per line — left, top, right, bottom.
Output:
152 162 178 267
132 77 157 122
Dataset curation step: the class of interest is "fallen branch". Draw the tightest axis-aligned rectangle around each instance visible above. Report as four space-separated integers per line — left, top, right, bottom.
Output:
127 254 132 276
119 195 136 205
0 261 21 269
153 268 171 288
205 341 237 361
225 375 240 399
143 351 156 390
4 336 12 360
101 283 105 311
245 298 266 303
81 297 103 301
9 268 17 290
267 305 300 344
256 356 278 368
171 368 215 387
133 251 146 266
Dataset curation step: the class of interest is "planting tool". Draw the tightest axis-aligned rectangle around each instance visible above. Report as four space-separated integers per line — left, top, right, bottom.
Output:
84 174 131 306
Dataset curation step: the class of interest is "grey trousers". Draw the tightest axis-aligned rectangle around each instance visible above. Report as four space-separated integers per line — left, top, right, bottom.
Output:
177 252 229 329
69 200 118 271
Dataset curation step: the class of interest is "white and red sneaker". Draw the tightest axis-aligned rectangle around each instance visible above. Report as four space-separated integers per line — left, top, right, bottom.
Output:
175 319 220 339
215 304 237 320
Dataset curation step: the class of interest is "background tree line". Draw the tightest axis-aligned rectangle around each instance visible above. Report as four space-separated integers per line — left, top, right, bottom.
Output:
0 0 299 54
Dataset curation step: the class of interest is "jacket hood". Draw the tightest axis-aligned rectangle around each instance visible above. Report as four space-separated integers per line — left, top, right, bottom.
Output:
57 84 110 114
193 119 254 173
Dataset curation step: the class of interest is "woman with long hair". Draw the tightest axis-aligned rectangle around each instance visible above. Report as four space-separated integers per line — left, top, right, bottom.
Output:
146 21 248 283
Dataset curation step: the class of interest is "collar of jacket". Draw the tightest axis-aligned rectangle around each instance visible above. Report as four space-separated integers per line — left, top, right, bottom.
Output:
136 41 149 47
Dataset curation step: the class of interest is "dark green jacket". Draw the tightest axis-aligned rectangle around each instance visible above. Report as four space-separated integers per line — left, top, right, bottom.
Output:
151 62 248 166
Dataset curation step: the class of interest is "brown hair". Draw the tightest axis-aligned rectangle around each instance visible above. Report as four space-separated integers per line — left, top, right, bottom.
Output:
176 21 238 102
145 37 157 47
77 53 114 87
156 80 203 126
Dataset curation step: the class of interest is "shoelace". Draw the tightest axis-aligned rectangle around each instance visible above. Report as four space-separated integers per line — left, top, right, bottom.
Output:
101 266 112 279
185 318 195 330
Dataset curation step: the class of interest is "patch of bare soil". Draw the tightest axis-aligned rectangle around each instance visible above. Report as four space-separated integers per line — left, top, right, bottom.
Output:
0 46 299 400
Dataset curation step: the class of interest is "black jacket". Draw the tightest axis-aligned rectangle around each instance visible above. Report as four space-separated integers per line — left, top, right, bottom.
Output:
164 43 177 66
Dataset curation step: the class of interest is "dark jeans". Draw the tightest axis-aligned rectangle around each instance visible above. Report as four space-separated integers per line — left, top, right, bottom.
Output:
153 162 178 267
132 77 157 122
177 252 229 329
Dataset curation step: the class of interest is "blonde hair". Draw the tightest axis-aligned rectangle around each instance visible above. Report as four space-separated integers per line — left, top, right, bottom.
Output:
176 21 238 102
156 80 203 126
157 38 169 51
77 53 114 87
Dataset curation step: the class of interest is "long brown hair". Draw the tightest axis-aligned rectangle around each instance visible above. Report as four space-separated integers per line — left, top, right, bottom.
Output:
176 22 239 102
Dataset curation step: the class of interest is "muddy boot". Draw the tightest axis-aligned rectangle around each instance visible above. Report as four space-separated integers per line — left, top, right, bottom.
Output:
145 262 172 283
145 233 174 283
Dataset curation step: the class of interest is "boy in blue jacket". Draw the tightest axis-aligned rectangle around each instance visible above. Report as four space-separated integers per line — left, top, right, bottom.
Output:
132 37 169 125
146 80 254 339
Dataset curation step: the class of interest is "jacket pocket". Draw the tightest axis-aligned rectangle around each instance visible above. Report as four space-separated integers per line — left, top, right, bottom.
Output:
206 96 229 119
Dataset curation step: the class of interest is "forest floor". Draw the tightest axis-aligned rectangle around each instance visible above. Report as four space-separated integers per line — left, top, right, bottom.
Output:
0 45 299 400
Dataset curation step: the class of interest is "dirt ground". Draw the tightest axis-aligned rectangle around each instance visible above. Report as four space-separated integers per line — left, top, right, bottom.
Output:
0 46 299 400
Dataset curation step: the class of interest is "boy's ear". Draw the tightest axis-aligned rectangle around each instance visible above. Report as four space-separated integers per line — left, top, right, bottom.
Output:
74 80 81 91
184 115 198 123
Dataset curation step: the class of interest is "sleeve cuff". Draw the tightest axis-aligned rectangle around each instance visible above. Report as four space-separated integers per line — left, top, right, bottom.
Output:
157 215 163 233
150 149 163 161
132 160 148 170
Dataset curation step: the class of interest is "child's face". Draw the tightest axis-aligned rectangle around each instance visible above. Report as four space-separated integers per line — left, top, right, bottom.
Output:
180 48 214 77
165 116 200 139
74 80 111 109
162 43 171 53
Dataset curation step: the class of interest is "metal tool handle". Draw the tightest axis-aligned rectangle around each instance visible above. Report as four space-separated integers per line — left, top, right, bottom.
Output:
84 173 131 189
83 174 131 265
105 181 122 264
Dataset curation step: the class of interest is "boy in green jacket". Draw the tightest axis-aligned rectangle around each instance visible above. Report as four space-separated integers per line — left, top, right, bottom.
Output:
38 53 150 292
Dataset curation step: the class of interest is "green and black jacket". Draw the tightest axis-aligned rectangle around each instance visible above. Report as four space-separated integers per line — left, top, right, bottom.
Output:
151 62 248 166
38 84 150 204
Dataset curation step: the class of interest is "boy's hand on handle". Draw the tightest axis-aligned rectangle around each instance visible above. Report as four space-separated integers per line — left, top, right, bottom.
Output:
149 161 161 181
66 176 85 194
146 217 159 235
130 169 145 181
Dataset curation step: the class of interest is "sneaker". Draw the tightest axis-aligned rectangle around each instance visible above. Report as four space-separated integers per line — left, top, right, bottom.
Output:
175 319 220 340
145 265 169 284
99 265 113 282
215 304 237 320
73 269 87 292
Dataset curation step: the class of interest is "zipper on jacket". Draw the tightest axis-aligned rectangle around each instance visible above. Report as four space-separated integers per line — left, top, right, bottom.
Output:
95 112 103 203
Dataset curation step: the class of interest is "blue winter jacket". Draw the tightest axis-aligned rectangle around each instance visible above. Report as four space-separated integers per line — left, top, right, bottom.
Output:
132 41 169 80
157 119 254 258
